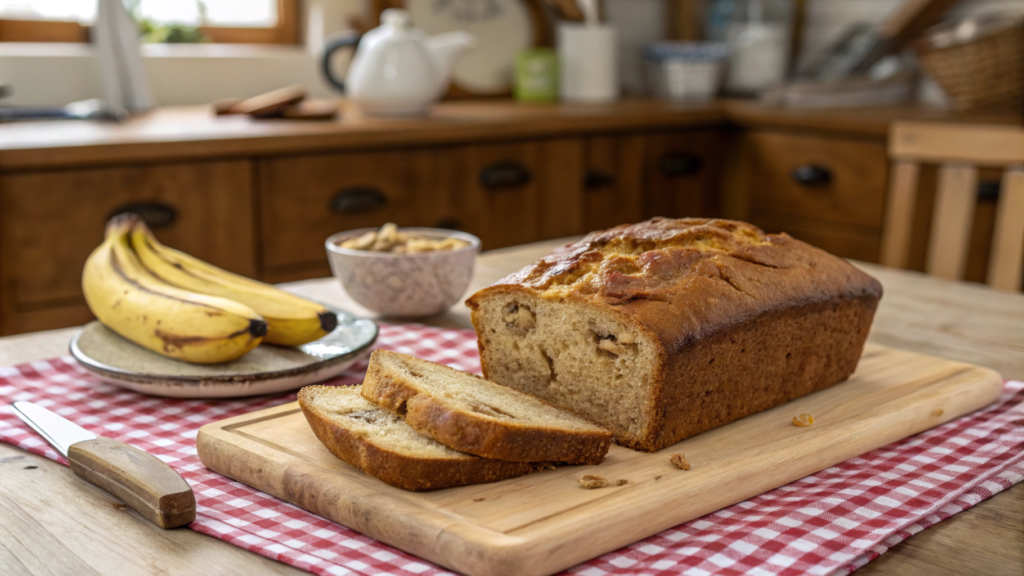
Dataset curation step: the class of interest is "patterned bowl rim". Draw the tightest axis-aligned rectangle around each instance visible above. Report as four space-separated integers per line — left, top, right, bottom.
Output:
325 227 481 259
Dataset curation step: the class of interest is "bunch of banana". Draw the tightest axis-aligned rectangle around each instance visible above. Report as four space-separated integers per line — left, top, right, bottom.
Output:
82 215 337 364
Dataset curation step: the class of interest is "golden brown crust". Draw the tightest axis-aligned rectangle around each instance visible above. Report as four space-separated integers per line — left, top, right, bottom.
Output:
362 350 612 464
467 218 882 349
466 218 883 452
297 385 536 491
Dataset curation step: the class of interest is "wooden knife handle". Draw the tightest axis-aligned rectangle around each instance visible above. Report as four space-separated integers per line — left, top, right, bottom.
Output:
67 437 196 529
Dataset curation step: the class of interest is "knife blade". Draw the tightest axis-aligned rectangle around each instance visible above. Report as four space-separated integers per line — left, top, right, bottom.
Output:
11 401 196 528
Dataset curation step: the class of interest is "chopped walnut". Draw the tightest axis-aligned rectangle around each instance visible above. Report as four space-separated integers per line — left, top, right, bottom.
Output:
598 337 622 355
503 302 536 332
579 475 608 489
595 331 637 356
616 479 628 486
792 413 815 427
669 453 691 470
337 223 469 253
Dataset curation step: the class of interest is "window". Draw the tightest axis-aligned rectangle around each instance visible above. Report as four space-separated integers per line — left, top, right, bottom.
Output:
0 0 298 44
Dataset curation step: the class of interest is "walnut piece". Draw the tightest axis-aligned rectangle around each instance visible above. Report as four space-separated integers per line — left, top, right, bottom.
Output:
669 453 691 470
337 223 469 253
503 302 536 332
579 475 608 489
598 337 622 355
595 331 636 356
616 479 628 486
792 413 815 427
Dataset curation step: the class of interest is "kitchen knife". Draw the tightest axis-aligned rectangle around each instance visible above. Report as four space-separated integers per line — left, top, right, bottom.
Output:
10 401 196 528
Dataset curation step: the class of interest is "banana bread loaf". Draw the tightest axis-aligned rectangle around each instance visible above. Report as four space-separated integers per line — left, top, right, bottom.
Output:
465 218 882 452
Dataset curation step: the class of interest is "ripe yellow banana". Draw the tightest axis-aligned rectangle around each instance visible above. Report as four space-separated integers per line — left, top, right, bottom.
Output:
82 217 268 364
128 221 336 347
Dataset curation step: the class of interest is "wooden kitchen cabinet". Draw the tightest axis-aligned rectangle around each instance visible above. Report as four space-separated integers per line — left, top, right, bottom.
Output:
643 130 723 221
583 134 646 231
0 100 1011 335
0 161 255 335
584 130 722 232
454 138 584 250
259 147 461 283
724 129 889 262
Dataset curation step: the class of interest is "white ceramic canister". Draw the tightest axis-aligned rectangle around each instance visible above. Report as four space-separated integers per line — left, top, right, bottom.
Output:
558 23 619 104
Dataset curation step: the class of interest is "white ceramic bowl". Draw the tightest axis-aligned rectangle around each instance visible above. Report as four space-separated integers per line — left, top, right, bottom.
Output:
325 228 481 317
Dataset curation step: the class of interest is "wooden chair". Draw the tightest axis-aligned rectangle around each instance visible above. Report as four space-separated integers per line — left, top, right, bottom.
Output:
881 121 1024 291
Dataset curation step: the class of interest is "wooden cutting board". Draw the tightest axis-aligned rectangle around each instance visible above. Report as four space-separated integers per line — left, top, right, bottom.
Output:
196 344 1002 576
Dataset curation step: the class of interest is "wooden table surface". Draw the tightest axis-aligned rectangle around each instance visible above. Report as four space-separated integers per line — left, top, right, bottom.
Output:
1 238 1022 576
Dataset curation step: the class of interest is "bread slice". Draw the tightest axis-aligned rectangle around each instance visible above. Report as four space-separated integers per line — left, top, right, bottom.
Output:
298 385 536 491
361 350 613 464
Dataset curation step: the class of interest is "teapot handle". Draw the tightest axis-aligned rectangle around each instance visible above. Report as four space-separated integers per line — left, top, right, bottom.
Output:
320 32 361 92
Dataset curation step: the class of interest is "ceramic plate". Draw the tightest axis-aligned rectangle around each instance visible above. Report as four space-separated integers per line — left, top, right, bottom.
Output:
69 309 378 399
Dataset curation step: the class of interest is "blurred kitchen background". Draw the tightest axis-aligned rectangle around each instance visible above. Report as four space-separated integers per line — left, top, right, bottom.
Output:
1 0 1020 106
0 0 1022 336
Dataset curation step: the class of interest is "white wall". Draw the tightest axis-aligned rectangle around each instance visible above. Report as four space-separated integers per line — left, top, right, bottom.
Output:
0 0 363 107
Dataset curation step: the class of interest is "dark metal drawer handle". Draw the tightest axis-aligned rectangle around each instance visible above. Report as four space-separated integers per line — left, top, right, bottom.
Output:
107 202 177 229
658 153 703 177
433 217 462 230
584 170 615 191
480 161 531 189
791 165 833 188
330 187 388 214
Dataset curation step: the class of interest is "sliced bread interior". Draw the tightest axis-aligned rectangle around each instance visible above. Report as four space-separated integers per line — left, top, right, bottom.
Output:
298 384 536 491
361 350 613 464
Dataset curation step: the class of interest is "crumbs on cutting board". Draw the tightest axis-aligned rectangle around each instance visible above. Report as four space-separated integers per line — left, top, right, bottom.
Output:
792 413 815 427
579 475 608 489
669 453 691 470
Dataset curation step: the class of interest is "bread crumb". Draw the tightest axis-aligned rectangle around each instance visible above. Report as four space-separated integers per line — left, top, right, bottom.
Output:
537 462 557 471
669 453 691 470
793 413 815 427
932 409 944 417
579 475 608 489
616 479 628 486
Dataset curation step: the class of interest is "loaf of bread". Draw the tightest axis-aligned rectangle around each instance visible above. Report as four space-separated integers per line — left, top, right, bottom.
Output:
466 218 882 452
361 350 612 464
298 385 537 491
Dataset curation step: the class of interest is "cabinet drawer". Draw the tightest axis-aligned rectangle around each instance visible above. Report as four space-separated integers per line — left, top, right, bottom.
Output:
454 139 583 250
746 131 888 228
0 161 256 308
259 148 459 268
583 134 645 231
750 211 881 263
2 304 95 336
643 130 723 220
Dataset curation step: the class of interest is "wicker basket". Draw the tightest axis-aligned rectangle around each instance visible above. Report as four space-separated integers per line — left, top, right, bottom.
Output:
914 15 1024 111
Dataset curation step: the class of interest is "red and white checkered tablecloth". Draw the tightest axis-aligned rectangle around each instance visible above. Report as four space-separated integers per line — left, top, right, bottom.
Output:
1 323 1022 576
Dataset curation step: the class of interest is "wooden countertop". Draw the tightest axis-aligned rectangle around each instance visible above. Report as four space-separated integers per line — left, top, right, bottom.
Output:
0 98 1016 171
0 238 1022 576
0 99 724 171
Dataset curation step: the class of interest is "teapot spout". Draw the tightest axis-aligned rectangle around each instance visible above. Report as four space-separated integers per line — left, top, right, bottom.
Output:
426 31 477 97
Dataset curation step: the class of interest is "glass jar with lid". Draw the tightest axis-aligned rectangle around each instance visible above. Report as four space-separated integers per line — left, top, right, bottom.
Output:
714 0 792 95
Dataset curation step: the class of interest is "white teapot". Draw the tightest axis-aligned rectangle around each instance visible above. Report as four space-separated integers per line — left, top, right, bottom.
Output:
320 9 476 116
